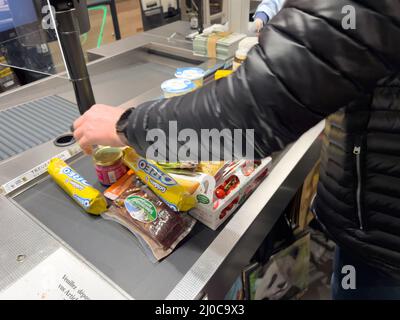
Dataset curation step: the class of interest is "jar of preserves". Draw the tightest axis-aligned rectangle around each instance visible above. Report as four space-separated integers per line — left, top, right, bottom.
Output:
232 49 248 72
93 147 128 186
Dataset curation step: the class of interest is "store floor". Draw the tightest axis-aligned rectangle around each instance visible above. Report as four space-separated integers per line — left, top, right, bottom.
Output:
301 230 335 300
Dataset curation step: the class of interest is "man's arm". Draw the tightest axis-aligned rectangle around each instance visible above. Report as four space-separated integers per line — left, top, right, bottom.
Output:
74 0 400 158
254 0 285 26
125 0 400 160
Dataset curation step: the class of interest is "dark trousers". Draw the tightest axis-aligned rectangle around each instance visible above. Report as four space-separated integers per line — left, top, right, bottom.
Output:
331 247 400 300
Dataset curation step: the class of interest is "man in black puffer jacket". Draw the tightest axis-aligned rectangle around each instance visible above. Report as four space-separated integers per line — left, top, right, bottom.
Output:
74 0 400 299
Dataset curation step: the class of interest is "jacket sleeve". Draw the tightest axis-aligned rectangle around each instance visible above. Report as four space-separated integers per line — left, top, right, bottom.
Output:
254 0 285 22
126 0 400 160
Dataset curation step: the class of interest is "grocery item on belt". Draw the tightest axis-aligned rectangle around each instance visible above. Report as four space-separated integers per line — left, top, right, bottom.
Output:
156 161 199 176
193 32 246 60
161 78 196 98
93 146 128 186
214 175 240 200
103 174 196 261
175 67 205 88
104 169 135 201
47 158 108 215
168 158 273 230
215 70 233 81
157 161 198 171
122 148 197 212
196 161 226 176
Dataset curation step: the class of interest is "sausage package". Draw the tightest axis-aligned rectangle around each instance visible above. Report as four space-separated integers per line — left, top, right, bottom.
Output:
102 173 196 262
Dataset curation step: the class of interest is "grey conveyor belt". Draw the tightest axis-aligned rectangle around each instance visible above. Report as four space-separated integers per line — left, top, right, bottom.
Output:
14 156 221 300
0 96 79 162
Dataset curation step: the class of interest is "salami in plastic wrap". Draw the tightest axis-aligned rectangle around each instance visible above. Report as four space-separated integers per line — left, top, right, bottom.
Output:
103 174 196 261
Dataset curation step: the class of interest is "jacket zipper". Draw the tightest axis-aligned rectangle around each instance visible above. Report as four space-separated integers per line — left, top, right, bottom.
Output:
353 141 364 230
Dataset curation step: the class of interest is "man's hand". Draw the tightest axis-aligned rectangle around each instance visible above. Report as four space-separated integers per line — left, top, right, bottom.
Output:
254 18 264 33
73 104 127 155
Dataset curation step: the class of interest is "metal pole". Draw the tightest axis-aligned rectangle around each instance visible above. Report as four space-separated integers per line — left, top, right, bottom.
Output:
49 0 95 114
109 0 122 40
56 9 95 114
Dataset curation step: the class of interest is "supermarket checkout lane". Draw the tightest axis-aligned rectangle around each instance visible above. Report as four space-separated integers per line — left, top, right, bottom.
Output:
0 21 323 300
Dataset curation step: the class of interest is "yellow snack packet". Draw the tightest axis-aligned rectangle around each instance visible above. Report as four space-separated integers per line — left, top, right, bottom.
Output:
48 158 108 215
122 148 197 212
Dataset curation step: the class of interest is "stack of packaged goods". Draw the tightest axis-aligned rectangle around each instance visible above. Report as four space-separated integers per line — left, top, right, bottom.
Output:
47 149 197 263
121 148 272 230
47 146 272 261
193 32 247 60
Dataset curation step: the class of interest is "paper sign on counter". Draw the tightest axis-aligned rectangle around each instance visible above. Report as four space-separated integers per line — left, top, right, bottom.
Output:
0 248 129 300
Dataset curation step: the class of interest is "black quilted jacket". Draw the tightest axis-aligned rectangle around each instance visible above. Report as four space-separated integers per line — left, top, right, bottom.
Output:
125 1 400 278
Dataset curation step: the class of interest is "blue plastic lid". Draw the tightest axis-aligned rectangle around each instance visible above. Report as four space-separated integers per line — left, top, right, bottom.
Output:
161 78 196 94
175 67 205 80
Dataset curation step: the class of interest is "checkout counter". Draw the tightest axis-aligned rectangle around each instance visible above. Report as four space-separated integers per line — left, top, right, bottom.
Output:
0 21 323 300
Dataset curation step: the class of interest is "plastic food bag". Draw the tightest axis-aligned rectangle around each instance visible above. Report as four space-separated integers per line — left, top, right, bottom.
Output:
102 174 196 262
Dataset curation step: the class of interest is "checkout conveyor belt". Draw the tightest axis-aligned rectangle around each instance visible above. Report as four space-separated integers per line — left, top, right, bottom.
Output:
14 156 222 300
0 96 79 162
